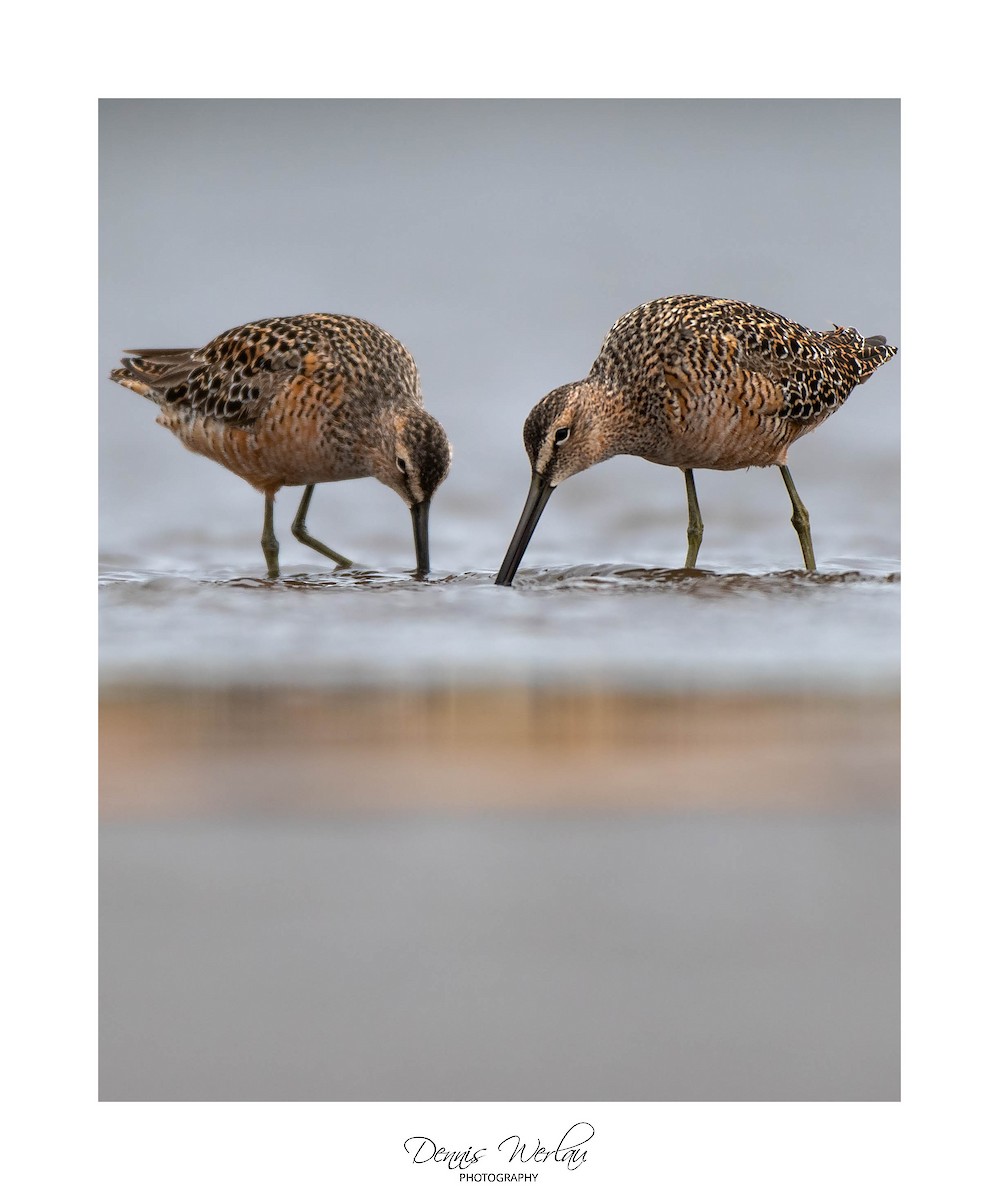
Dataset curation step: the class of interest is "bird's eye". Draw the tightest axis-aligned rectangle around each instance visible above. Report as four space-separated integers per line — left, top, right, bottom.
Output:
554 426 571 445
397 457 407 474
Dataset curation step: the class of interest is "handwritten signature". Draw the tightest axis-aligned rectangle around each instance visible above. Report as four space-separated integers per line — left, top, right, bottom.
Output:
404 1122 594 1172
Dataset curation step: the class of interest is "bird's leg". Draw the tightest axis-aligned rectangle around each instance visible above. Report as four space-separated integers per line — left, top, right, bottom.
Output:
683 469 704 569
291 484 353 568
779 464 816 571
261 492 280 579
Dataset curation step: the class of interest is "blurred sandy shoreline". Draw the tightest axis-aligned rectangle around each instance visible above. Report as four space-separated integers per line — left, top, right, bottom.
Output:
100 686 899 818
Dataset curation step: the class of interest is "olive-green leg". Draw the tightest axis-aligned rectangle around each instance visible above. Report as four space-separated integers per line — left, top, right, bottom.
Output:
779 464 816 571
683 469 704 569
261 492 280 579
291 484 353 569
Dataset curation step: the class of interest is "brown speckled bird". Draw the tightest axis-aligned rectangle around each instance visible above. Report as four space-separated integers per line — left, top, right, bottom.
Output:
496 294 897 584
111 313 451 578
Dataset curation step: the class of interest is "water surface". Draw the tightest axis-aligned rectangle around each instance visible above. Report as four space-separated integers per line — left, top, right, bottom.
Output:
100 557 899 692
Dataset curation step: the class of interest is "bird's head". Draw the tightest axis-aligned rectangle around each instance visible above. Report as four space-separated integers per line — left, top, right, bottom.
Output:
521 380 613 487
374 405 452 575
496 380 616 585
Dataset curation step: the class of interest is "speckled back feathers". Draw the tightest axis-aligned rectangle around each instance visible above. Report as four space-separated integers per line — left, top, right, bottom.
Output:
591 294 897 428
111 313 423 428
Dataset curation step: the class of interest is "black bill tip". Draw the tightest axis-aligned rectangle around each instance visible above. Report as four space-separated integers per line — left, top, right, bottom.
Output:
495 473 555 586
411 499 431 576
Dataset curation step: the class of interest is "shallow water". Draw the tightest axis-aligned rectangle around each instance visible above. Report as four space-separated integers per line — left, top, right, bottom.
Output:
100 555 899 692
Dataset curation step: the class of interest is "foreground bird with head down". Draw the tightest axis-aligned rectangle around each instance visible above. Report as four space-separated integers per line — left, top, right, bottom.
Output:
496 294 897 584
111 313 451 578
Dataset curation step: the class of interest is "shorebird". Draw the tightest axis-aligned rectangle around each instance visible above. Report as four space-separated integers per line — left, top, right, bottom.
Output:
111 313 451 578
496 294 897 585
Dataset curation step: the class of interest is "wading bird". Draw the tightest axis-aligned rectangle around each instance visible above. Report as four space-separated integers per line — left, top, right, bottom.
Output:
111 313 451 578
496 294 896 585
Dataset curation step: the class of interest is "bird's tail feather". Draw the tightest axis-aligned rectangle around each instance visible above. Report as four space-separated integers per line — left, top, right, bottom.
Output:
110 348 197 401
858 333 898 380
822 326 897 382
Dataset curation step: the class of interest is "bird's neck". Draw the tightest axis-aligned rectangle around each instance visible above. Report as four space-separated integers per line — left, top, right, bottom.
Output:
583 375 666 460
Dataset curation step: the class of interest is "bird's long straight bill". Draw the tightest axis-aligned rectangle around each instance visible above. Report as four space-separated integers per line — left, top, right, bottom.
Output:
495 474 555 586
411 500 431 575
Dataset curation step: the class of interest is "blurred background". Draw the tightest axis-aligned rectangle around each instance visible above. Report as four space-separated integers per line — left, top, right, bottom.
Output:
99 99 899 1100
